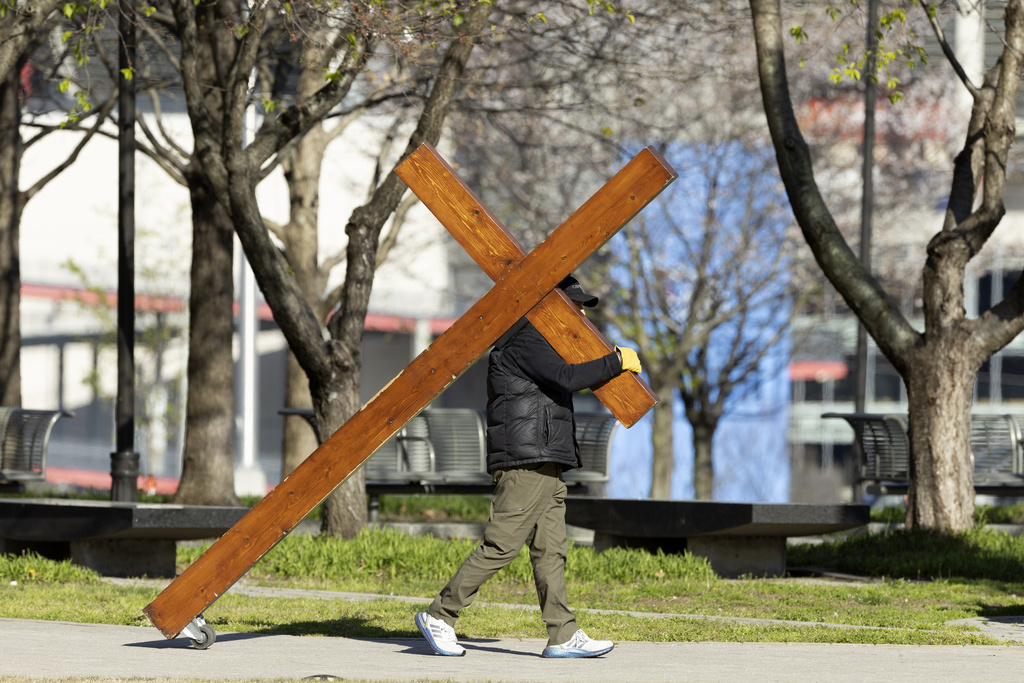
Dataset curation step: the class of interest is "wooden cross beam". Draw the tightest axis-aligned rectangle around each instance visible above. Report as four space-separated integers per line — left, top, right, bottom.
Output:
143 144 676 641
395 143 659 427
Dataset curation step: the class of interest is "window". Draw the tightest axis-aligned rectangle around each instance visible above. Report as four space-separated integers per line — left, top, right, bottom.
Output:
834 354 856 402
799 379 824 402
978 270 1022 313
977 358 993 401
1002 355 1024 402
874 356 903 402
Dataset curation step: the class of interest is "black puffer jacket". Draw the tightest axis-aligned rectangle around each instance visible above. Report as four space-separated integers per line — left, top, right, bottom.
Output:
486 321 622 473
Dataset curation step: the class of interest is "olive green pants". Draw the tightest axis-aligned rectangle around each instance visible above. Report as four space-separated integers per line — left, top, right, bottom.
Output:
427 462 577 646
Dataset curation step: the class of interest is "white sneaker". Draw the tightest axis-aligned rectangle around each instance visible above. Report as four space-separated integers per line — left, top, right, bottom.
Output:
415 612 466 656
542 629 614 658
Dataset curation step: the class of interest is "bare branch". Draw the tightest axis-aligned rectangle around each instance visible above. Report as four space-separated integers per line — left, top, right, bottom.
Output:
265 216 286 243
139 87 191 164
137 12 182 73
22 94 118 202
375 192 419 269
916 0 980 98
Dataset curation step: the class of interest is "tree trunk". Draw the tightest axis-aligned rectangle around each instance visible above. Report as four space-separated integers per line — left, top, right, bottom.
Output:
279 108 328 478
313 363 363 537
905 352 975 530
648 379 674 499
174 175 238 505
903 233 980 530
173 0 240 506
0 65 22 406
691 417 715 500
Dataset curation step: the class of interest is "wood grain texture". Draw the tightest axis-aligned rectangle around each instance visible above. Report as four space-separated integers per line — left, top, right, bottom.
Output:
529 291 659 426
396 143 672 426
143 144 676 639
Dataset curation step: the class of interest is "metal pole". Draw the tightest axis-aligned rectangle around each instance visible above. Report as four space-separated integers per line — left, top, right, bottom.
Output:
855 0 878 417
112 0 139 502
236 246 260 484
851 0 878 500
233 59 265 496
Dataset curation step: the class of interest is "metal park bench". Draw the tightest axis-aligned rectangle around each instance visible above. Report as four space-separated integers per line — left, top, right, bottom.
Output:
0 408 73 489
363 408 486 488
281 407 617 516
823 412 1024 495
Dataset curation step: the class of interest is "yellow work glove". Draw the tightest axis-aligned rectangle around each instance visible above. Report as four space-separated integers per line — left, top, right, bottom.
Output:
615 345 642 374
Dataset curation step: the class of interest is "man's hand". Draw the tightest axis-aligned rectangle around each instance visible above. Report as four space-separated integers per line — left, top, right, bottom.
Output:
615 345 642 374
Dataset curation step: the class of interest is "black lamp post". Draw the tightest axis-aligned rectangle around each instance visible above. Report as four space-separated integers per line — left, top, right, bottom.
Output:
111 0 139 502
855 0 878 417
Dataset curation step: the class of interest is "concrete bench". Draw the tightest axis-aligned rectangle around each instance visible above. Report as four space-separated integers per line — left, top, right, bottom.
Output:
564 497 869 578
0 408 73 490
823 412 1024 495
0 498 248 577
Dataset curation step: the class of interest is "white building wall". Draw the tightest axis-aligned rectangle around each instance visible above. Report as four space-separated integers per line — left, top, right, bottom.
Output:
17 109 458 486
19 111 453 310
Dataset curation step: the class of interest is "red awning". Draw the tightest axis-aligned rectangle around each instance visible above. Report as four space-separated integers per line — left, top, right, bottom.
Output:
789 360 848 382
22 282 456 334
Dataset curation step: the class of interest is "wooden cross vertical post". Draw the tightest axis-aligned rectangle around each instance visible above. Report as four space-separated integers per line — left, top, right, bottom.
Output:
143 144 677 642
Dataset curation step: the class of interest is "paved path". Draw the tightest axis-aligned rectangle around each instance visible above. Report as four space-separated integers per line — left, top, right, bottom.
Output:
3 616 1024 682
4 578 1024 681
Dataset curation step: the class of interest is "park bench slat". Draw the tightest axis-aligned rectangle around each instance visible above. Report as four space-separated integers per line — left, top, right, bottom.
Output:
0 408 72 484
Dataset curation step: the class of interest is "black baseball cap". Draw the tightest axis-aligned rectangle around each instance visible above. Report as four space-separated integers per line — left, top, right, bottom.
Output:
558 274 599 307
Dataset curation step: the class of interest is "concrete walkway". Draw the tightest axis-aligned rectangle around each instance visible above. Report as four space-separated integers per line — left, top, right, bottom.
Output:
4 578 1024 681
4 616 1024 682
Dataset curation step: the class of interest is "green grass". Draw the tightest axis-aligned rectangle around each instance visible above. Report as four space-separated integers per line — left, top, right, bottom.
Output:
0 572 999 646
870 504 1024 526
789 526 1024 582
178 526 715 591
0 552 101 584
4 525 1023 646
977 503 1024 525
5 493 1024 647
869 506 907 523
377 494 491 522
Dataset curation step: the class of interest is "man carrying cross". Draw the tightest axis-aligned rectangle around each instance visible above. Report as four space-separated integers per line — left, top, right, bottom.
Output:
142 144 672 650
415 274 643 659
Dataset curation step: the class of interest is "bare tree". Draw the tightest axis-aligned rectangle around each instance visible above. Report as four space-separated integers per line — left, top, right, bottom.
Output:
107 0 456 505
0 3 116 407
452 1 795 500
161 0 498 535
750 0 1024 531
603 141 794 500
267 31 423 478
97 0 250 506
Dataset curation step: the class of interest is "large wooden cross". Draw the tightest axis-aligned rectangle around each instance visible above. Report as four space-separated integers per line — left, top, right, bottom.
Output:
395 144 661 425
143 143 677 642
